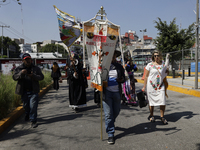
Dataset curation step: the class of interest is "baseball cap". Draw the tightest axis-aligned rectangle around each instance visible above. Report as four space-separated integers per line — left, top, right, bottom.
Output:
22 53 31 59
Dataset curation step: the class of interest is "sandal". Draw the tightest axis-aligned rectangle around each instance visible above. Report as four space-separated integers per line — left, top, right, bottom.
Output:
160 117 168 125
148 115 155 122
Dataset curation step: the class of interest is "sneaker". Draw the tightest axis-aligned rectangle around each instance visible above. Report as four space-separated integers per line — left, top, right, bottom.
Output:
31 122 38 128
24 114 29 121
107 137 115 144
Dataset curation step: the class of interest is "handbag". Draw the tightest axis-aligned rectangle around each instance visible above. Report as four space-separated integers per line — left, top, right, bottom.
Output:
136 90 147 108
59 78 63 83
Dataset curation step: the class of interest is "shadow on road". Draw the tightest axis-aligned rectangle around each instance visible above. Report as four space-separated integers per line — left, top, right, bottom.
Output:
115 111 197 140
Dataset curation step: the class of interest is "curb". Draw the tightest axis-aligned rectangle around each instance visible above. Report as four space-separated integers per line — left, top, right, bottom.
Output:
0 83 53 135
136 78 200 98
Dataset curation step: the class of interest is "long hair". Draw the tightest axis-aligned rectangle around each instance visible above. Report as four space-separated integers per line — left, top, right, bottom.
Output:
52 62 59 72
151 50 163 62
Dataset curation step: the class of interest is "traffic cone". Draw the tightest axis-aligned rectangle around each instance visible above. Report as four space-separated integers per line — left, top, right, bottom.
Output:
141 67 146 80
87 71 91 80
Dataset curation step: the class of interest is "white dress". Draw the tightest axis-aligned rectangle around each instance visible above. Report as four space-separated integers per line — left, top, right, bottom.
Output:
146 61 167 106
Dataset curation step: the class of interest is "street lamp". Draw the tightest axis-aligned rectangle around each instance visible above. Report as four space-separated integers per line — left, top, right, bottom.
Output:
140 29 147 69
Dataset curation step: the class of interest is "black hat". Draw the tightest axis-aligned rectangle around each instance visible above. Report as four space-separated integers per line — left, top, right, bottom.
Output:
22 53 31 59
114 50 121 57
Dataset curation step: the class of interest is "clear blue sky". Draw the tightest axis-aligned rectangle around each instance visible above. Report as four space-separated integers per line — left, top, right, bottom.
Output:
0 0 197 44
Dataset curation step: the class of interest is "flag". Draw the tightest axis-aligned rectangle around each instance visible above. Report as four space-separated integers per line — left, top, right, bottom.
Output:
53 5 82 48
84 21 119 91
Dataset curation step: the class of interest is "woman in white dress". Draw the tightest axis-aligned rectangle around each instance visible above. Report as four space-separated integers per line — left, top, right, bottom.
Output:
142 50 169 125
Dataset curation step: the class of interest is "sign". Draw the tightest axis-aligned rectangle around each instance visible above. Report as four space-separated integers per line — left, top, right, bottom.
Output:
84 21 119 91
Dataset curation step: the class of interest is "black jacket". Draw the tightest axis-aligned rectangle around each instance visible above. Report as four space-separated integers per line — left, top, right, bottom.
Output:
51 67 61 79
12 63 44 95
112 62 125 95
104 62 125 98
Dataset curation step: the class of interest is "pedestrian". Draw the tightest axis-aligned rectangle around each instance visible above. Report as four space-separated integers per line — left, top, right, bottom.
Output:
124 59 138 104
67 52 87 112
103 50 125 144
11 63 16 74
12 53 44 128
51 62 61 91
142 50 169 125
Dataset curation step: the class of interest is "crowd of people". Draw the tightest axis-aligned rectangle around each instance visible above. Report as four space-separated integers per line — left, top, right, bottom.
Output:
12 50 169 144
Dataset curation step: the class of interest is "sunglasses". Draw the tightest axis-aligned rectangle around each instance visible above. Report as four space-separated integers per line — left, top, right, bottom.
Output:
154 55 160 57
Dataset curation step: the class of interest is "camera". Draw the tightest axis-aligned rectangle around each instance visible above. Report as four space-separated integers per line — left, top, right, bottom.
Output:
27 69 32 74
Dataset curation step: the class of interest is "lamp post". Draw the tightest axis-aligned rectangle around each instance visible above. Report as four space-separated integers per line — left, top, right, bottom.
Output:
140 29 147 69
195 0 199 89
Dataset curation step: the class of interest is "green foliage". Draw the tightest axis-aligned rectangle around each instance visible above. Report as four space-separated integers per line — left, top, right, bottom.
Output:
0 71 52 120
0 74 20 119
0 36 21 58
154 18 195 68
40 43 68 57
39 71 52 89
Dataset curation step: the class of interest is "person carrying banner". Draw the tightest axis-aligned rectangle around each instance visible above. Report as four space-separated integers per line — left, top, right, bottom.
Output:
67 52 87 112
103 50 125 144
12 53 44 128
51 62 61 91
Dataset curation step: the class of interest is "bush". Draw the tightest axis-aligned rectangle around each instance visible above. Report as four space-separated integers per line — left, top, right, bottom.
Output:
0 71 52 120
168 71 181 76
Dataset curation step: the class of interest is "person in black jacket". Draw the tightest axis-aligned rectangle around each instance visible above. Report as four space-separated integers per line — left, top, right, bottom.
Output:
12 53 44 128
103 50 125 144
51 62 61 91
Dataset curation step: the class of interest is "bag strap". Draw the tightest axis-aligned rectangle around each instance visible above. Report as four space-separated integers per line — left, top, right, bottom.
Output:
153 63 161 76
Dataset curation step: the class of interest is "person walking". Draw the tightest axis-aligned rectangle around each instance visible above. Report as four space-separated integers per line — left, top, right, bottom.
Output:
124 59 138 104
103 50 125 144
12 53 44 128
11 64 16 74
51 62 61 91
142 50 169 125
67 52 87 112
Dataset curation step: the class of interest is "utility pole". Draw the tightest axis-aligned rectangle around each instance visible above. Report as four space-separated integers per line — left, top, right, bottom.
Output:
0 25 10 57
140 29 147 70
195 0 199 89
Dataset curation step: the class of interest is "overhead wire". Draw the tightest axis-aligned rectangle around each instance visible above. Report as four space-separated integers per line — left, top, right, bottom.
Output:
0 21 35 43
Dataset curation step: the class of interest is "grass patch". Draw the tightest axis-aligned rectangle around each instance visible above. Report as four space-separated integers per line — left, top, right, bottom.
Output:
0 71 52 120
168 71 181 76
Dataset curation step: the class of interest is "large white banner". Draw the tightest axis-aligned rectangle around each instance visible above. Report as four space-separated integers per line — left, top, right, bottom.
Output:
84 21 119 91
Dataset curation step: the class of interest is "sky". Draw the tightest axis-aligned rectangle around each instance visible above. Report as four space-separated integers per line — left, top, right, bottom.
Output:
0 0 197 44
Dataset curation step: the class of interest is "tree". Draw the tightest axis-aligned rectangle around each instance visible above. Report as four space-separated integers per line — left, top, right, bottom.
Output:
0 36 20 58
154 18 195 69
41 43 68 58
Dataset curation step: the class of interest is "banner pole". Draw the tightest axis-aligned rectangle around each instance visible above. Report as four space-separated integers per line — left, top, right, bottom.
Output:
100 89 103 140
119 27 125 67
82 22 86 68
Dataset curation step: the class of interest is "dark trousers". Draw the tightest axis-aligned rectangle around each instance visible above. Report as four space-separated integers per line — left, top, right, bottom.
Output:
53 78 59 90
21 91 39 122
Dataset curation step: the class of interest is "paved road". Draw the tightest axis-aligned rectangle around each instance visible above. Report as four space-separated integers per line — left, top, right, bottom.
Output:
0 80 200 150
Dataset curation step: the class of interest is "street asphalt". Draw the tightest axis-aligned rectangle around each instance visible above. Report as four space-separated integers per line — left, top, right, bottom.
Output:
0 78 200 150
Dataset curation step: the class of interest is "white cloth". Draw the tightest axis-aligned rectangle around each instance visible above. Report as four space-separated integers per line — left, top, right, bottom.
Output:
146 61 167 106
106 68 119 92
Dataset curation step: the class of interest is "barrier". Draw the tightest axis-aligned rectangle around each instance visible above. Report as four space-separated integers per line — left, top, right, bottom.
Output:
87 71 91 80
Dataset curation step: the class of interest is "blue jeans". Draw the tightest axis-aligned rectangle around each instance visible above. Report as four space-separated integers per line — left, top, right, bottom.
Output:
103 89 121 137
21 92 39 122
